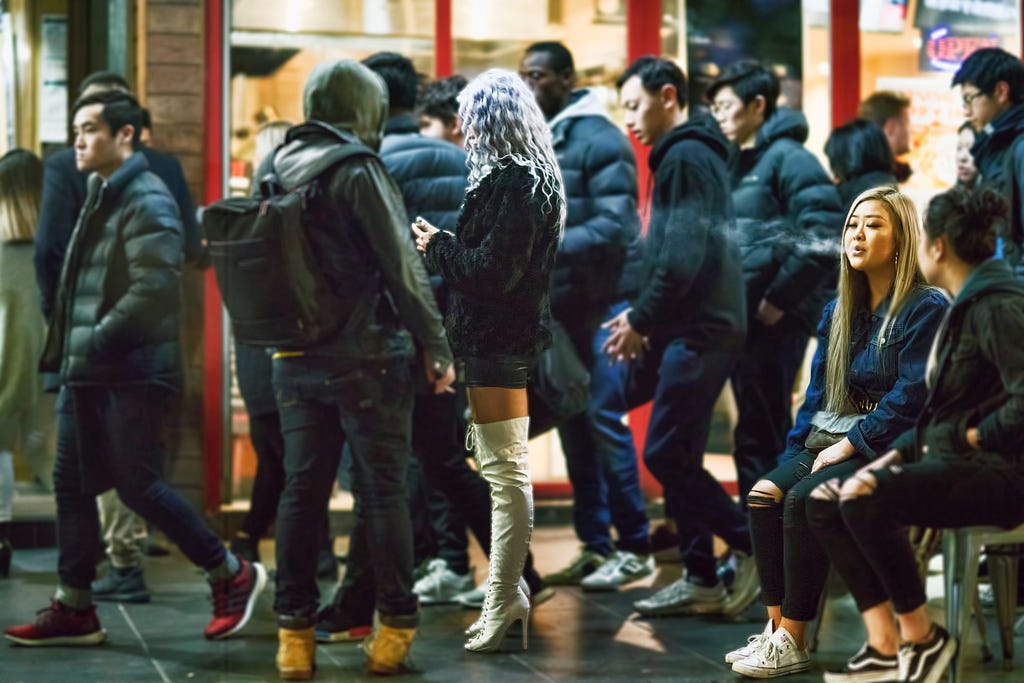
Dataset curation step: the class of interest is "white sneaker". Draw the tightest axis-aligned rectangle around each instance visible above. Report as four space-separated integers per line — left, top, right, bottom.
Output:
632 576 727 616
725 619 773 664
413 558 475 605
722 550 760 616
731 625 810 678
454 579 487 609
580 551 655 592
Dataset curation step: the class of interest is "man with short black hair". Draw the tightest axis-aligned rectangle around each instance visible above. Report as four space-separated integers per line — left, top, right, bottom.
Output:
858 90 913 181
5 90 264 648
952 46 1024 273
33 70 206 606
611 55 752 618
519 41 653 591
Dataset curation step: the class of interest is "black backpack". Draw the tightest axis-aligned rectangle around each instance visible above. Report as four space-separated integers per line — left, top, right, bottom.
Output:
202 123 375 347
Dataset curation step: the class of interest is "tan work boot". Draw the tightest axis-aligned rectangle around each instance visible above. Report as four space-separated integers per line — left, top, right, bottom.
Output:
363 613 416 675
276 626 315 681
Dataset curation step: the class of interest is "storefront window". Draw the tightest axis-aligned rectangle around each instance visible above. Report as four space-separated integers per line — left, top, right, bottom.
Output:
451 0 629 123
861 0 1020 203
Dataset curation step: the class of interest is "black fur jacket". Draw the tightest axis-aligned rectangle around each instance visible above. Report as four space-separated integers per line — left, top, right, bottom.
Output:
424 161 561 359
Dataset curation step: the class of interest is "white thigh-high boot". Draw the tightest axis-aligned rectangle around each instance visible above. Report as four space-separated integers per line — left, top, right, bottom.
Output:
464 417 533 653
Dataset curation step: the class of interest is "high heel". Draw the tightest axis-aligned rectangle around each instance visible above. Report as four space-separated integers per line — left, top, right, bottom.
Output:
464 585 529 652
466 576 529 638
0 538 11 578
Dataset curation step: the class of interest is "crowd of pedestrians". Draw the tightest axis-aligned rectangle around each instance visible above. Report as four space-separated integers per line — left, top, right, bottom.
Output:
0 40 1022 683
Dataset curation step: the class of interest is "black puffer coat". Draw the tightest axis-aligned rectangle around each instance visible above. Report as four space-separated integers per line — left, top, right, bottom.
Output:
424 162 562 359
627 116 746 352
890 259 1024 472
730 108 844 333
547 90 639 323
39 152 183 389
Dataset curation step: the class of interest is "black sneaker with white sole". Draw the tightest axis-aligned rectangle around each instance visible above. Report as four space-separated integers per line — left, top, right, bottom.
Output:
898 625 956 683
823 643 898 683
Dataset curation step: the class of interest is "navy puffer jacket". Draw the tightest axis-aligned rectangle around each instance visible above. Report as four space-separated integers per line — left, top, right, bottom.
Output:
547 90 639 323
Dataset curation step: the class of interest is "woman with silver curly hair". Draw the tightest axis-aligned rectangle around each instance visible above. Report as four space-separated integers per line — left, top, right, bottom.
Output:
412 68 565 653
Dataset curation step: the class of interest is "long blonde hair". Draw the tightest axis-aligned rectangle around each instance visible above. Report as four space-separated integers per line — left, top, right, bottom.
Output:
0 149 43 242
824 186 926 413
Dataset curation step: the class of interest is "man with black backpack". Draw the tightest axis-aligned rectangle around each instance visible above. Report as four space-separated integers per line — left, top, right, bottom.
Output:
242 60 453 680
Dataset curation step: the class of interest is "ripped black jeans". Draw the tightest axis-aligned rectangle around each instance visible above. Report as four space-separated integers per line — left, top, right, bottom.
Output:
748 449 868 621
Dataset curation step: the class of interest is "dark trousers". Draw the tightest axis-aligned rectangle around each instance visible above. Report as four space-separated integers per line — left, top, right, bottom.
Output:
807 459 1024 615
273 355 416 625
750 450 867 620
54 386 226 590
628 338 747 581
731 318 811 503
328 387 543 623
558 302 650 556
240 410 331 555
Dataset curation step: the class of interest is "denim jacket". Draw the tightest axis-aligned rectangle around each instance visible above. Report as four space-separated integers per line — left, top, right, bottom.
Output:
781 286 949 461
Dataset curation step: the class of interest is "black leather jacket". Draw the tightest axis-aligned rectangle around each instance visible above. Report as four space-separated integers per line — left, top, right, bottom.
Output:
270 122 452 368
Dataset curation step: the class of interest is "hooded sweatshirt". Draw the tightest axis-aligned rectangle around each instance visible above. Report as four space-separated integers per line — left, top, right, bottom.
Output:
626 114 746 352
547 89 640 324
266 60 452 368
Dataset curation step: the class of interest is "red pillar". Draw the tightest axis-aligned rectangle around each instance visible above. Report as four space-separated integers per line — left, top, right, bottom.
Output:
435 0 452 77
626 0 662 199
202 0 225 513
830 0 860 128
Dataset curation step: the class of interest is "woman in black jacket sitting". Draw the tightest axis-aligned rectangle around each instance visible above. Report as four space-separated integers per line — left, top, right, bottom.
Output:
806 186 1024 683
412 68 565 653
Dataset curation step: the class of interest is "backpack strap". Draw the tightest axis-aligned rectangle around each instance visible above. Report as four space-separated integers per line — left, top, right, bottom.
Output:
272 121 378 192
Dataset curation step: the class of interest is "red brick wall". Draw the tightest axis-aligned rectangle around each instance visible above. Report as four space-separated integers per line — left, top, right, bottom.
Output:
144 0 208 512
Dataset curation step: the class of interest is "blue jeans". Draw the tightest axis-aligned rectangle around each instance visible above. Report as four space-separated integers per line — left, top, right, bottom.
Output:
54 386 226 591
558 302 650 556
272 355 417 627
628 338 749 581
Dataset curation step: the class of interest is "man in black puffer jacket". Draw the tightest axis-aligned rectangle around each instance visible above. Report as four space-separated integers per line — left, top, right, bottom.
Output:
708 60 843 517
610 56 753 619
519 42 652 592
15 91 265 649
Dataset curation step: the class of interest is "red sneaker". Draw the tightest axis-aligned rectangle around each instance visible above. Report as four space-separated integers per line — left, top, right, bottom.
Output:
4 601 106 647
204 559 267 640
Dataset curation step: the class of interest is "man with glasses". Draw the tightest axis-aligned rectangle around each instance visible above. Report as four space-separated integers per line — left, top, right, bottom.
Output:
953 47 1024 274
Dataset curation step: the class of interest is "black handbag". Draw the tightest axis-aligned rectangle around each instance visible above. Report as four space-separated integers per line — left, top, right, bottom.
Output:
526 320 590 438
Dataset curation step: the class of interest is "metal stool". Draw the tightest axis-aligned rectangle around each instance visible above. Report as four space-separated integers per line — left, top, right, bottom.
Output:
943 525 1024 682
